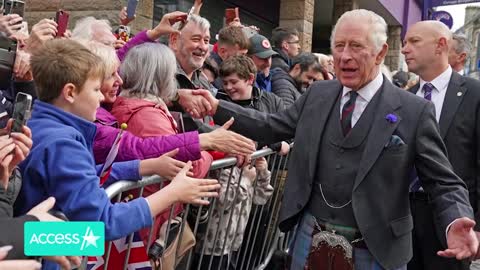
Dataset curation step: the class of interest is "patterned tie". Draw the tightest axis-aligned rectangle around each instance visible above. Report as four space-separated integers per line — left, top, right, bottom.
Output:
410 83 435 192
341 91 358 136
422 83 434 101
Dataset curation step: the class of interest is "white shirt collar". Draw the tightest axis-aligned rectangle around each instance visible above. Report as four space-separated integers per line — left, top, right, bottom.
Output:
419 66 452 93
342 72 384 102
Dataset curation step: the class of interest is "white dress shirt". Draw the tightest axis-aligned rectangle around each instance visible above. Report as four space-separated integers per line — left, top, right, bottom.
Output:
340 72 384 127
416 66 452 121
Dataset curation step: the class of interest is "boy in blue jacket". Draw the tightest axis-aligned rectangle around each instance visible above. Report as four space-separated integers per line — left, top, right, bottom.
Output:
13 39 220 269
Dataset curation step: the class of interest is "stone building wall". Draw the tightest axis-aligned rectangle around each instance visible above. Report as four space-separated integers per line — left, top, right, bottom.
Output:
23 0 153 35
279 0 315 52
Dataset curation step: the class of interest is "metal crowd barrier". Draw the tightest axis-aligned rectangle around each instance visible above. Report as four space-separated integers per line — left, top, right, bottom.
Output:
85 146 293 270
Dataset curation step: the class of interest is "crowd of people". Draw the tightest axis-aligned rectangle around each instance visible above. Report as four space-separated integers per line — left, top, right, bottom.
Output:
0 0 480 270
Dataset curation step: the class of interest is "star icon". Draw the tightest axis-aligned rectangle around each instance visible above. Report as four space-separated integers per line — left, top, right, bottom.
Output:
81 227 100 250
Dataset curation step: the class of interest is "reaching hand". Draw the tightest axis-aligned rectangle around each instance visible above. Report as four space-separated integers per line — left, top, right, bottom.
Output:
119 7 135 26
26 197 63 222
169 161 220 205
278 141 290 156
255 157 268 172
438 217 478 260
155 149 193 180
191 89 219 115
199 117 256 156
0 135 15 190
178 89 213 119
43 256 81 270
27 19 57 53
0 246 41 270
114 39 126 49
147 11 187 40
0 14 23 37
13 49 32 81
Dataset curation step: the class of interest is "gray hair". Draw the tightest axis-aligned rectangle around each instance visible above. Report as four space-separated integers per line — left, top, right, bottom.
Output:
72 17 116 45
174 14 210 32
120 43 177 102
331 9 388 53
452 33 472 54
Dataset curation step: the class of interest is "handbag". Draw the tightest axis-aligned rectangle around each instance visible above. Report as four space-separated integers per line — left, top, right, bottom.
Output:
149 216 196 270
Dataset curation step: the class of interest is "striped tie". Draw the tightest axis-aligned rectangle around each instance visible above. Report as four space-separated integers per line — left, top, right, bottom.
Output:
422 83 434 101
341 91 358 136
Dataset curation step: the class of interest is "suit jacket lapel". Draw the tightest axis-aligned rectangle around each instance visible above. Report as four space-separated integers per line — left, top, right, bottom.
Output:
306 82 342 180
353 79 402 190
438 72 467 139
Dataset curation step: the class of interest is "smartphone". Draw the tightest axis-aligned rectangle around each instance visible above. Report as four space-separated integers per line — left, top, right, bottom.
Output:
4 0 24 17
126 0 138 20
10 92 32 134
0 36 17 82
55 10 70 38
225 7 239 25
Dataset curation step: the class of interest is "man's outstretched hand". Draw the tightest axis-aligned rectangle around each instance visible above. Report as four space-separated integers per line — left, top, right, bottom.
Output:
438 217 478 260
199 117 255 156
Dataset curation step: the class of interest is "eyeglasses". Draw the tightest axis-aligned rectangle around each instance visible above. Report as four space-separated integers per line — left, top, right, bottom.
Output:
287 40 300 44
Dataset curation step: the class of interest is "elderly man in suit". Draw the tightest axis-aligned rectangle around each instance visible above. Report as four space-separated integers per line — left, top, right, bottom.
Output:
197 9 478 270
402 21 480 270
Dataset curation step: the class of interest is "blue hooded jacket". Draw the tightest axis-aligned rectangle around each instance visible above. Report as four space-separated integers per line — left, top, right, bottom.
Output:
14 101 153 269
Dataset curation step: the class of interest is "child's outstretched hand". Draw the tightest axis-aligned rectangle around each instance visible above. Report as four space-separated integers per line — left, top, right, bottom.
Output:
170 161 220 205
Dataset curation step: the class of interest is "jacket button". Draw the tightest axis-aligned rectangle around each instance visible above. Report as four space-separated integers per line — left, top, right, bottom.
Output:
340 149 345 153
336 164 342 170
297 203 302 210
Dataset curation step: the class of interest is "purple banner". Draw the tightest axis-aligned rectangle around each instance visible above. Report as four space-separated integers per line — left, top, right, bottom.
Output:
430 0 480 7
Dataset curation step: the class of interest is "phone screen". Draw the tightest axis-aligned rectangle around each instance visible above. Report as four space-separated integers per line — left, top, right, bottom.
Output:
126 0 138 20
11 92 32 134
55 10 69 38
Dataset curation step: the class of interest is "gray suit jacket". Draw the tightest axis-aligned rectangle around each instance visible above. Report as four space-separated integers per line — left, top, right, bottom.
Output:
410 72 480 229
213 77 473 269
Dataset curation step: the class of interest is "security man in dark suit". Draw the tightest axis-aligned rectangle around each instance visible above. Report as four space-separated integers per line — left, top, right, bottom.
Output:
199 10 478 270
403 21 480 270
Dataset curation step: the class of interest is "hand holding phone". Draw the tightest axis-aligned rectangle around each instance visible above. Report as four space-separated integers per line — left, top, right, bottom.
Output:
225 7 239 25
10 92 32 134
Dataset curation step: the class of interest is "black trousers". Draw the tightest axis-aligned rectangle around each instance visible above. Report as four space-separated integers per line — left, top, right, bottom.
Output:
408 192 470 270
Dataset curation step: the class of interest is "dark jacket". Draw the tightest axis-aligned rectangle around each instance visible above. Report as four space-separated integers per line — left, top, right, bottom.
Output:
271 68 302 108
216 86 285 151
409 72 480 229
0 168 39 260
271 48 290 72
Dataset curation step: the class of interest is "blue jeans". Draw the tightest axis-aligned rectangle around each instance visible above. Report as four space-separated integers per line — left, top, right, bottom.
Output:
289 212 407 270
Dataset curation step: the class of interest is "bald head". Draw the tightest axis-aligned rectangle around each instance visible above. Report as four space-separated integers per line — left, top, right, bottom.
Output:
411 20 452 44
401 20 451 81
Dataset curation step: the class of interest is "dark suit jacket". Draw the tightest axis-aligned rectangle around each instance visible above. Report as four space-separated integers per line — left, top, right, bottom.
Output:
213 77 473 270
409 72 480 229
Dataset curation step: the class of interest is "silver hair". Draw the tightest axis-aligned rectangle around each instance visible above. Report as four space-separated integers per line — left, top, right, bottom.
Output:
83 41 119 76
173 14 210 32
120 43 177 102
452 33 472 54
330 9 388 53
72 17 115 45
